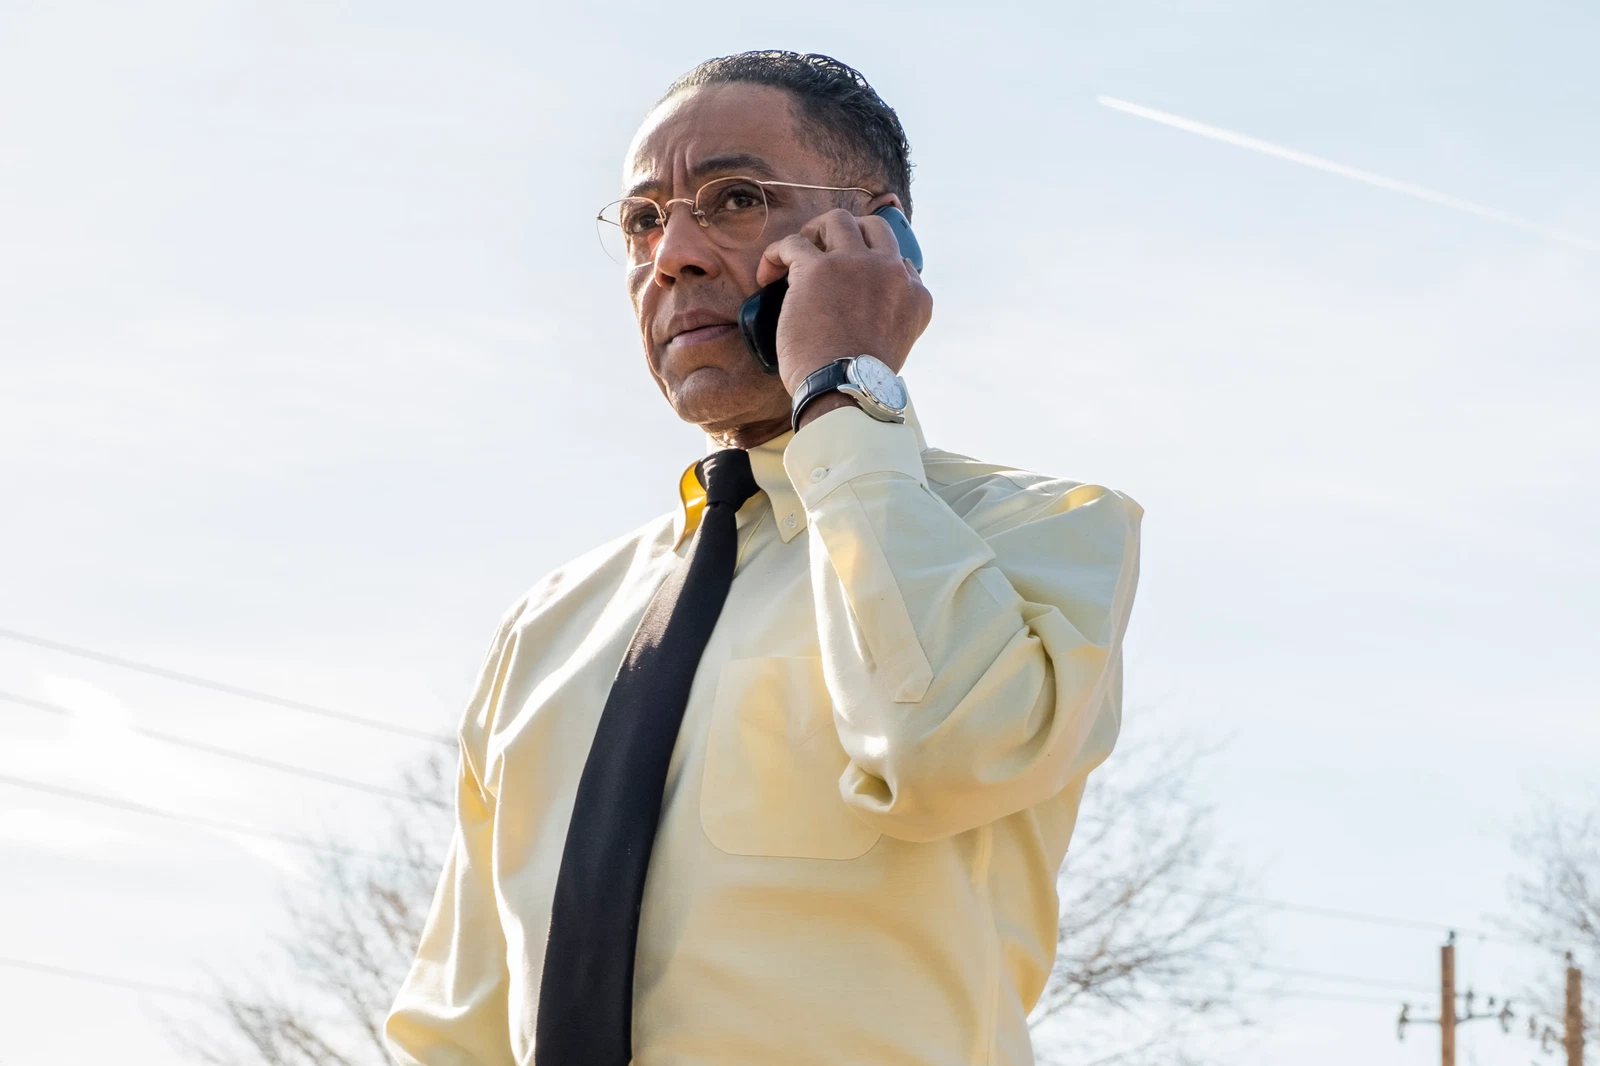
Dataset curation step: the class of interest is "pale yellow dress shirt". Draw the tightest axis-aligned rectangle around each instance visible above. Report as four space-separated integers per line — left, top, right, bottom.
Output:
385 402 1142 1066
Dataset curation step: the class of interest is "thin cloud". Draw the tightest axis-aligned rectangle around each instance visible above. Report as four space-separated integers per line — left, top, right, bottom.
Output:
19 676 297 856
0 679 315 878
0 808 134 854
1096 95 1600 252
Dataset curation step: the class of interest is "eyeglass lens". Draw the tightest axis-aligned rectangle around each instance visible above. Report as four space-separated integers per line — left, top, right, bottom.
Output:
597 177 771 267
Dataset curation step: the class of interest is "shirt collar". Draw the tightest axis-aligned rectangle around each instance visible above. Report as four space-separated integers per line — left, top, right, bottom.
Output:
672 397 926 549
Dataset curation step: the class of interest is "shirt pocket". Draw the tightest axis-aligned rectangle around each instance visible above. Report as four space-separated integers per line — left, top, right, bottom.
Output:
700 656 881 860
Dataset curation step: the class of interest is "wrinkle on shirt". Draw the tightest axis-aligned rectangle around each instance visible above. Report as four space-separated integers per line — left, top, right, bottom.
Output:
386 400 1141 1066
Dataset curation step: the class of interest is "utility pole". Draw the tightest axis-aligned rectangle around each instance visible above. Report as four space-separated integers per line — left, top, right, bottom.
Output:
1398 933 1514 1059
1566 953 1585 1066
1442 933 1457 1066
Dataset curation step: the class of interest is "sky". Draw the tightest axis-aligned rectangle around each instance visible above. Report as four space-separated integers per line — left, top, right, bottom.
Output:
2 1 1597 1063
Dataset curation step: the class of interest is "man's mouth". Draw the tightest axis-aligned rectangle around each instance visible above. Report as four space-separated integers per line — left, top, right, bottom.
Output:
667 323 737 351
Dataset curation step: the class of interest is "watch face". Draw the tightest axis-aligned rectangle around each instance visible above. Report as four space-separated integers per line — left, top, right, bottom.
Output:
851 356 907 411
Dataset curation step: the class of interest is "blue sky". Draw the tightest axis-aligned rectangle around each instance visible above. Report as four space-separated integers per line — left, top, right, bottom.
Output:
2 1 1597 1063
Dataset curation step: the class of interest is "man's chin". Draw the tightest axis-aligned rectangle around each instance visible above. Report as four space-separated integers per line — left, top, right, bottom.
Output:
667 364 788 437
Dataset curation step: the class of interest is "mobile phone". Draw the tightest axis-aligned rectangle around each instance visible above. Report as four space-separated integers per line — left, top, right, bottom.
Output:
738 205 924 374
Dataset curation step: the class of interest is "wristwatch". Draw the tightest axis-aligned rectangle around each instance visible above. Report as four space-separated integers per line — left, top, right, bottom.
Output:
791 355 909 433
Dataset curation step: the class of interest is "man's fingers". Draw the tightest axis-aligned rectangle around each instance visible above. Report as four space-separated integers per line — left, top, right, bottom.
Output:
758 209 905 286
799 208 869 253
756 233 823 287
857 213 901 256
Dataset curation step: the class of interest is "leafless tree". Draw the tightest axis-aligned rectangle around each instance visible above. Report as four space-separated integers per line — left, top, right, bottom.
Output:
1504 790 1600 1049
169 754 453 1066
1029 730 1263 1066
175 727 1257 1066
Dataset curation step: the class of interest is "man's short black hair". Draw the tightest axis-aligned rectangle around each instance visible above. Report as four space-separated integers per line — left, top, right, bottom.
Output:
661 51 914 217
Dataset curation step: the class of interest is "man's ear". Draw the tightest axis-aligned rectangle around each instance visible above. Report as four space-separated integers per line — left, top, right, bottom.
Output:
864 191 906 219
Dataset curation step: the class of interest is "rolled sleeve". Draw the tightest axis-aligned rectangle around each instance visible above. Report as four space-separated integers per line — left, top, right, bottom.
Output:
784 404 1143 842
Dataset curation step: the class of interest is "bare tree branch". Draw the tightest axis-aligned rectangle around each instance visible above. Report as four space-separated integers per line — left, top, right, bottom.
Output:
1502 788 1600 1042
1030 727 1263 1065
169 751 454 1066
175 724 1258 1066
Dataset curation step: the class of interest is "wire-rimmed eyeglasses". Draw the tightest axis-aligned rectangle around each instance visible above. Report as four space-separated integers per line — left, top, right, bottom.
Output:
596 175 874 269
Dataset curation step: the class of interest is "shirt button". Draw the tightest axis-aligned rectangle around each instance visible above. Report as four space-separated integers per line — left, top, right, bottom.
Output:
810 467 828 483
785 513 797 529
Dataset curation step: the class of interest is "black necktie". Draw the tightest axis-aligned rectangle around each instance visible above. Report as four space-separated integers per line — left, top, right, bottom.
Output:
535 448 762 1066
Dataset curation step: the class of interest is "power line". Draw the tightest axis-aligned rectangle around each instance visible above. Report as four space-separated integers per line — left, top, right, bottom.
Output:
1185 890 1519 946
1257 963 1438 996
1 691 445 808
0 954 215 1003
0 772 412 865
1058 955 1442 997
1156 984 1413 1008
1269 988 1412 1007
0 626 454 747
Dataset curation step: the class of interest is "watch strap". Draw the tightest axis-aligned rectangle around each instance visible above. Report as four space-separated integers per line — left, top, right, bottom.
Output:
791 358 852 434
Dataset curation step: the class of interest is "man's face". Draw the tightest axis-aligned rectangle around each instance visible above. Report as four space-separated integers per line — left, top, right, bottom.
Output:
623 84 847 438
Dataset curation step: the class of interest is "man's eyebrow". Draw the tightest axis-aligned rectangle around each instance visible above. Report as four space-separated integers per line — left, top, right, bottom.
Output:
625 153 781 199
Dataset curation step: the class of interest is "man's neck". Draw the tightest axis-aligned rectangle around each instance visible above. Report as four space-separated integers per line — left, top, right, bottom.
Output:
705 394 859 451
707 413 790 451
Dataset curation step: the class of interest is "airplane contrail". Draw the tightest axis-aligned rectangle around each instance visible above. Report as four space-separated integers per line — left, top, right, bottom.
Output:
1096 95 1599 252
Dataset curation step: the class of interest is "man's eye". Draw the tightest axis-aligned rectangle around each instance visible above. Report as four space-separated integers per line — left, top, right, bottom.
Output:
709 184 764 214
621 208 662 236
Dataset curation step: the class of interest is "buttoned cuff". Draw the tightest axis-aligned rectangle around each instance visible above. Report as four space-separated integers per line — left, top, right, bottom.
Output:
783 405 927 509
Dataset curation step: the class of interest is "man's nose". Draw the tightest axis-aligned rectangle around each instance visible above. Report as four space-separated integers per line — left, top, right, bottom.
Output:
650 207 721 285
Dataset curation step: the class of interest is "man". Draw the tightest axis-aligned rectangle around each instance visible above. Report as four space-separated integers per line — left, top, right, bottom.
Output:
385 51 1141 1066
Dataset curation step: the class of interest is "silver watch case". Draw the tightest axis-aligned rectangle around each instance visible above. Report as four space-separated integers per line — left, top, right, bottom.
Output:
837 355 908 424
